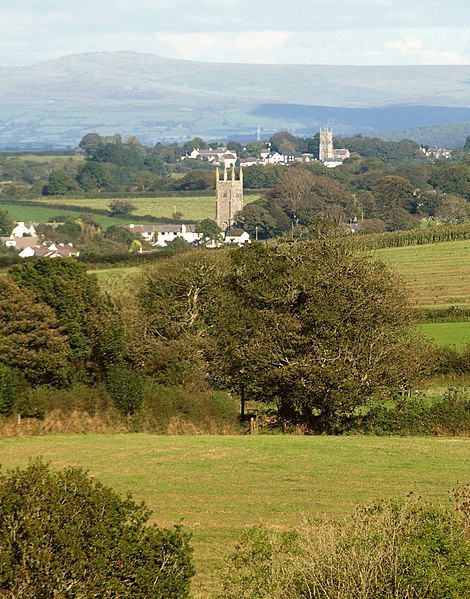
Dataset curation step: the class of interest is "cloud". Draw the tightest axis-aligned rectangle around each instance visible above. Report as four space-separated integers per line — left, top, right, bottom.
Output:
386 35 462 64
387 36 424 55
157 31 292 62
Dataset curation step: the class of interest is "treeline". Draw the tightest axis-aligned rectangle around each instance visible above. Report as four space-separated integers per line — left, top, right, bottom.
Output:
1 242 469 436
2 130 470 241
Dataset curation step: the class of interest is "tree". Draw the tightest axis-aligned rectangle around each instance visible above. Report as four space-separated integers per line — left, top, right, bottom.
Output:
78 133 103 157
76 161 113 192
269 131 297 154
435 194 470 224
0 364 16 416
8 260 126 376
0 209 13 236
172 170 215 191
0 460 194 597
207 241 425 431
195 219 223 245
43 169 79 195
108 200 137 216
0 277 71 386
182 137 207 154
272 168 316 225
372 175 416 212
137 251 226 385
104 224 137 247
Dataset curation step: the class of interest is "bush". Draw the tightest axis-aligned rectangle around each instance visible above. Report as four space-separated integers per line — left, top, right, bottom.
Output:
358 388 470 436
218 494 470 598
141 381 239 434
0 460 194 597
0 365 15 416
106 366 146 415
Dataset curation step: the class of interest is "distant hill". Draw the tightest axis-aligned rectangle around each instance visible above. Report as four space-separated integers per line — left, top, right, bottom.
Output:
2 52 470 148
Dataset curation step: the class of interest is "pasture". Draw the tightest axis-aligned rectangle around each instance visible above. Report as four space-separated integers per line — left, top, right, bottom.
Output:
421 321 470 348
0 202 124 228
1 434 468 596
373 239 470 309
31 193 260 222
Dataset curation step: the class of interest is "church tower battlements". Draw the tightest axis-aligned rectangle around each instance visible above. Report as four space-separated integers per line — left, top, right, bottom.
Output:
215 165 243 231
319 127 334 161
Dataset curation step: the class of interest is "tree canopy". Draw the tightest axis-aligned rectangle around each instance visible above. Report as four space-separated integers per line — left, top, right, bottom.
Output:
137 241 426 432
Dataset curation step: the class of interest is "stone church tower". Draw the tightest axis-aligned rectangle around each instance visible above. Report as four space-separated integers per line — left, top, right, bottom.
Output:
319 127 334 161
215 165 243 231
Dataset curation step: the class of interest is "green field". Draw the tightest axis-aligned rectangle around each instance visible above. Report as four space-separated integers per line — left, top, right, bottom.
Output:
1 434 468 596
31 193 260 222
374 240 470 309
0 202 124 228
421 322 470 347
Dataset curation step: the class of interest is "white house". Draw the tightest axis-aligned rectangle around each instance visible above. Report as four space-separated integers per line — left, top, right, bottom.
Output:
223 229 251 246
18 243 79 258
11 221 37 238
185 148 237 167
128 223 202 247
266 152 285 164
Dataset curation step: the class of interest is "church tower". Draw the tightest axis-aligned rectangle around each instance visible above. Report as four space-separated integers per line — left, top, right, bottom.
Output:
215 165 243 231
319 127 334 161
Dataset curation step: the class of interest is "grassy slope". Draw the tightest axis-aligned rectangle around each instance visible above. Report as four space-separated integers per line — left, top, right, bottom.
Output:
30 193 260 222
373 239 470 309
0 434 468 596
0 202 124 228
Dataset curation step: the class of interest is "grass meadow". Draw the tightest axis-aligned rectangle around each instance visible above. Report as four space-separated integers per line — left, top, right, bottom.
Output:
0 434 468 596
0 202 124 228
373 239 470 309
421 321 470 348
30 193 260 222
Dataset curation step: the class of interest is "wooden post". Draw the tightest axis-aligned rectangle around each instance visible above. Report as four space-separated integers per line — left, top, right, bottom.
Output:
240 384 245 419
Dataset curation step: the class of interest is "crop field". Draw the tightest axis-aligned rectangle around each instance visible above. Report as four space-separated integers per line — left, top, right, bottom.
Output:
31 193 260 222
0 434 468 596
421 321 470 348
373 239 470 309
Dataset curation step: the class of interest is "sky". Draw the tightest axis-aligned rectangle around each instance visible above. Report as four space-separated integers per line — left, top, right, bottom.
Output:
2 0 470 67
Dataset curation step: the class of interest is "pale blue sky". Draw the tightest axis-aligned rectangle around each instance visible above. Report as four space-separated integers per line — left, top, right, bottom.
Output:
1 0 470 66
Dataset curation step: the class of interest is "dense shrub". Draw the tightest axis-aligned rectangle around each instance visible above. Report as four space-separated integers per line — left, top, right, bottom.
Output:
218 494 470 598
433 344 470 376
106 366 146 415
0 460 194 598
0 365 15 416
142 381 239 434
357 388 470 436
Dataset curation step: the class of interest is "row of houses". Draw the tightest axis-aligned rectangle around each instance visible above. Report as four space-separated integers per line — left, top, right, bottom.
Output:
128 223 250 247
1 219 251 259
184 142 350 169
0 221 79 258
183 146 316 168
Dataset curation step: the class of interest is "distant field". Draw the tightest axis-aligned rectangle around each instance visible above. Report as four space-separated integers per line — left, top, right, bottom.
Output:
7 153 84 164
31 193 260 222
420 322 470 348
0 434 468 597
373 240 470 309
0 202 123 228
